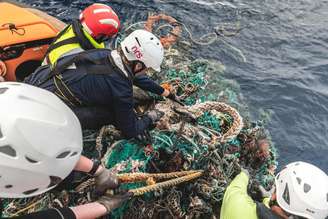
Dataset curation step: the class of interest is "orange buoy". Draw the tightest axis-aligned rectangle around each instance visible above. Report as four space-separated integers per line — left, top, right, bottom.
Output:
145 14 181 48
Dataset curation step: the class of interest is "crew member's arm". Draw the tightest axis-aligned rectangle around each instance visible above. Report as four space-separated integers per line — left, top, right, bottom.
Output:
9 207 76 219
133 74 168 96
220 171 258 219
113 91 152 139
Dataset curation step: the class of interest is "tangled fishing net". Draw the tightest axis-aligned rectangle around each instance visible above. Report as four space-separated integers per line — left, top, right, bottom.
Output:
1 13 278 219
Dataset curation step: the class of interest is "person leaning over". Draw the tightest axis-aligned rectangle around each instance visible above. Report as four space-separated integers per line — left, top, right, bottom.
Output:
25 29 177 138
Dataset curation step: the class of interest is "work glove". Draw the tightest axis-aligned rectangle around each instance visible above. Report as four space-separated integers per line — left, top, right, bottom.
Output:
258 184 275 199
95 167 119 196
136 129 153 143
167 91 176 100
146 109 164 123
167 92 185 106
240 166 250 178
97 192 133 213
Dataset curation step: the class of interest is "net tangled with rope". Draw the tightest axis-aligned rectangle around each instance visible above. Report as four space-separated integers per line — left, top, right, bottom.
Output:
2 13 277 219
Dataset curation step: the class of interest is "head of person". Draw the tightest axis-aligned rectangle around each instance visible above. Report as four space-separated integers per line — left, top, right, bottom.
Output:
0 83 82 198
80 3 120 43
119 29 164 75
269 161 328 219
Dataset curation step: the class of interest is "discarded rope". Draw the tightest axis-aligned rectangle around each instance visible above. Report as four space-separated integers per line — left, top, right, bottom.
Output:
145 14 182 48
129 171 203 196
118 170 201 183
189 101 244 143
75 170 203 193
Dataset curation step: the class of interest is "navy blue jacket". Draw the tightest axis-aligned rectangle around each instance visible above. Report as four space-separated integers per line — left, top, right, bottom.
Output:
25 49 164 138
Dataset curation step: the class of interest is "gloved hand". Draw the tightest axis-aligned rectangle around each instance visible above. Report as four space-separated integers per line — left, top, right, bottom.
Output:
97 192 133 213
136 130 152 143
146 109 164 123
95 167 119 196
167 92 185 106
240 166 250 177
258 184 275 199
166 91 175 100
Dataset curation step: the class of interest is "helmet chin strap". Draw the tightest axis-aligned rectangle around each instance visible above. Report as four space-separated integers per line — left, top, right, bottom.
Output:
131 60 146 75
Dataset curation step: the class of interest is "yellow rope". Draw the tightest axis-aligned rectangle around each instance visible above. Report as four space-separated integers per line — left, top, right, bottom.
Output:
129 171 203 196
10 198 44 217
118 170 200 183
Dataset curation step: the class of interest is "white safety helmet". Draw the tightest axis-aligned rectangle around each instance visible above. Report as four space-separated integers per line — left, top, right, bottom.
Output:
120 29 164 72
0 82 82 198
275 161 328 219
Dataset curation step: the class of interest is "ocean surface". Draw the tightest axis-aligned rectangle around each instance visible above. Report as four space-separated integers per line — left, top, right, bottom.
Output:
19 0 328 172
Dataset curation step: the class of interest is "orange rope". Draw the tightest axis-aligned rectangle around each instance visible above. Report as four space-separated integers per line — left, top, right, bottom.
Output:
145 14 181 48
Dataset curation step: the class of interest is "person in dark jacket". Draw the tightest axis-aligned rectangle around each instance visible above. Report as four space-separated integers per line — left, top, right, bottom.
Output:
25 29 176 138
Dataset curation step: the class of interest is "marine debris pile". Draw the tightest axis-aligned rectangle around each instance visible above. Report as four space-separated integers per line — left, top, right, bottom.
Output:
2 15 277 219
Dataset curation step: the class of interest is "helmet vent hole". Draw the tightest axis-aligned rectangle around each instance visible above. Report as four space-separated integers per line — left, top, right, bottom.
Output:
293 171 296 175
296 177 302 185
0 145 16 157
135 37 141 47
0 87 8 94
282 183 290 205
326 193 328 203
70 151 78 157
276 173 280 180
303 183 311 193
125 47 130 54
5 185 12 189
25 156 39 163
23 188 38 195
0 126 3 138
48 176 62 188
56 151 71 159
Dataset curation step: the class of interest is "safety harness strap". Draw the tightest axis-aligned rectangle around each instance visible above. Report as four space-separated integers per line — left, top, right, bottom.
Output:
53 75 82 107
71 20 96 50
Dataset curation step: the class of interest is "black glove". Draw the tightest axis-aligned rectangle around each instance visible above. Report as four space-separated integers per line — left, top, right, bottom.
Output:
146 109 164 123
167 92 177 101
136 130 153 143
94 167 119 196
167 92 185 106
97 192 133 213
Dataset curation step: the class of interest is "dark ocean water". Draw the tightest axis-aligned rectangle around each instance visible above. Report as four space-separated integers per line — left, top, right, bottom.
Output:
19 0 328 172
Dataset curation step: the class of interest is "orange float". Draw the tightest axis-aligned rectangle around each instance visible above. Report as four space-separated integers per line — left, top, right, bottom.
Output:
0 2 65 81
145 14 181 49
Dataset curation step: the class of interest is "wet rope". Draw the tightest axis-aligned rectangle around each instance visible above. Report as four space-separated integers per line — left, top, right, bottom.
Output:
130 171 203 196
75 170 203 195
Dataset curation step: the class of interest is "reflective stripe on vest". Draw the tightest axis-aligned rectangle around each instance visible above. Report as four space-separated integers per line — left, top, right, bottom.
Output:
45 21 105 67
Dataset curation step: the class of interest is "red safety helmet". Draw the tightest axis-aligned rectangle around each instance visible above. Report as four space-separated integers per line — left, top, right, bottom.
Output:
79 3 120 42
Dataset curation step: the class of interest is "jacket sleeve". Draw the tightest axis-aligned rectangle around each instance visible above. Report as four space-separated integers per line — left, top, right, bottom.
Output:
227 171 249 192
220 171 258 219
133 74 164 96
112 90 152 139
112 79 152 138
8 207 76 219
